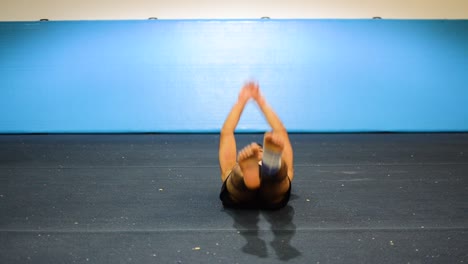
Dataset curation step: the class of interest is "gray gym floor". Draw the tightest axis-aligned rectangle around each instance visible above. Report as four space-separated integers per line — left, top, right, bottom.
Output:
1 133 467 263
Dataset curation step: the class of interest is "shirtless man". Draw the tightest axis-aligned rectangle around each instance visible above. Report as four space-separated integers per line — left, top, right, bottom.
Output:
219 81 294 210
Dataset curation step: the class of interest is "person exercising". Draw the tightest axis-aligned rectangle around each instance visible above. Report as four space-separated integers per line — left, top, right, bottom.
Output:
219 81 294 210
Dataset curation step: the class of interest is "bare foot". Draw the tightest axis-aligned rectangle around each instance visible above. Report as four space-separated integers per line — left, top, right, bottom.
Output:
238 143 261 190
263 132 285 154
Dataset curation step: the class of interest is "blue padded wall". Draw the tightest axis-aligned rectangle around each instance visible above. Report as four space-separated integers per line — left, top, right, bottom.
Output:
0 19 467 133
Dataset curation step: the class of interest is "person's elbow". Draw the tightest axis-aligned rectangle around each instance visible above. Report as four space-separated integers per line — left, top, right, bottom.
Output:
220 127 235 136
273 126 287 134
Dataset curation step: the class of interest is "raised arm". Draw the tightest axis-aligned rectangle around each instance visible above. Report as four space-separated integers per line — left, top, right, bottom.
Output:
252 83 294 180
218 83 255 181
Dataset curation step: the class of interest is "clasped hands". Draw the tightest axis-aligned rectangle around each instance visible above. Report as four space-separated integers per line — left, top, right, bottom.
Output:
238 81 266 106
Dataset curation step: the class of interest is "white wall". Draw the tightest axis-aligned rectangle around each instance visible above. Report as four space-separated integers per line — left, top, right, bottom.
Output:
0 0 467 21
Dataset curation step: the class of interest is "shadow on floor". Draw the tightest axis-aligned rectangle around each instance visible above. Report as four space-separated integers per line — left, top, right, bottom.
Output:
224 205 301 261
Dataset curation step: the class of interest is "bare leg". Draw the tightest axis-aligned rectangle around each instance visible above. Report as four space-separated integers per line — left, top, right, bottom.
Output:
262 132 284 176
225 143 261 203
260 132 291 204
238 143 262 190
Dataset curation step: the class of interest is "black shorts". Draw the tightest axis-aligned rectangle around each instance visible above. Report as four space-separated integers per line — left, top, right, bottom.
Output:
219 166 291 210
